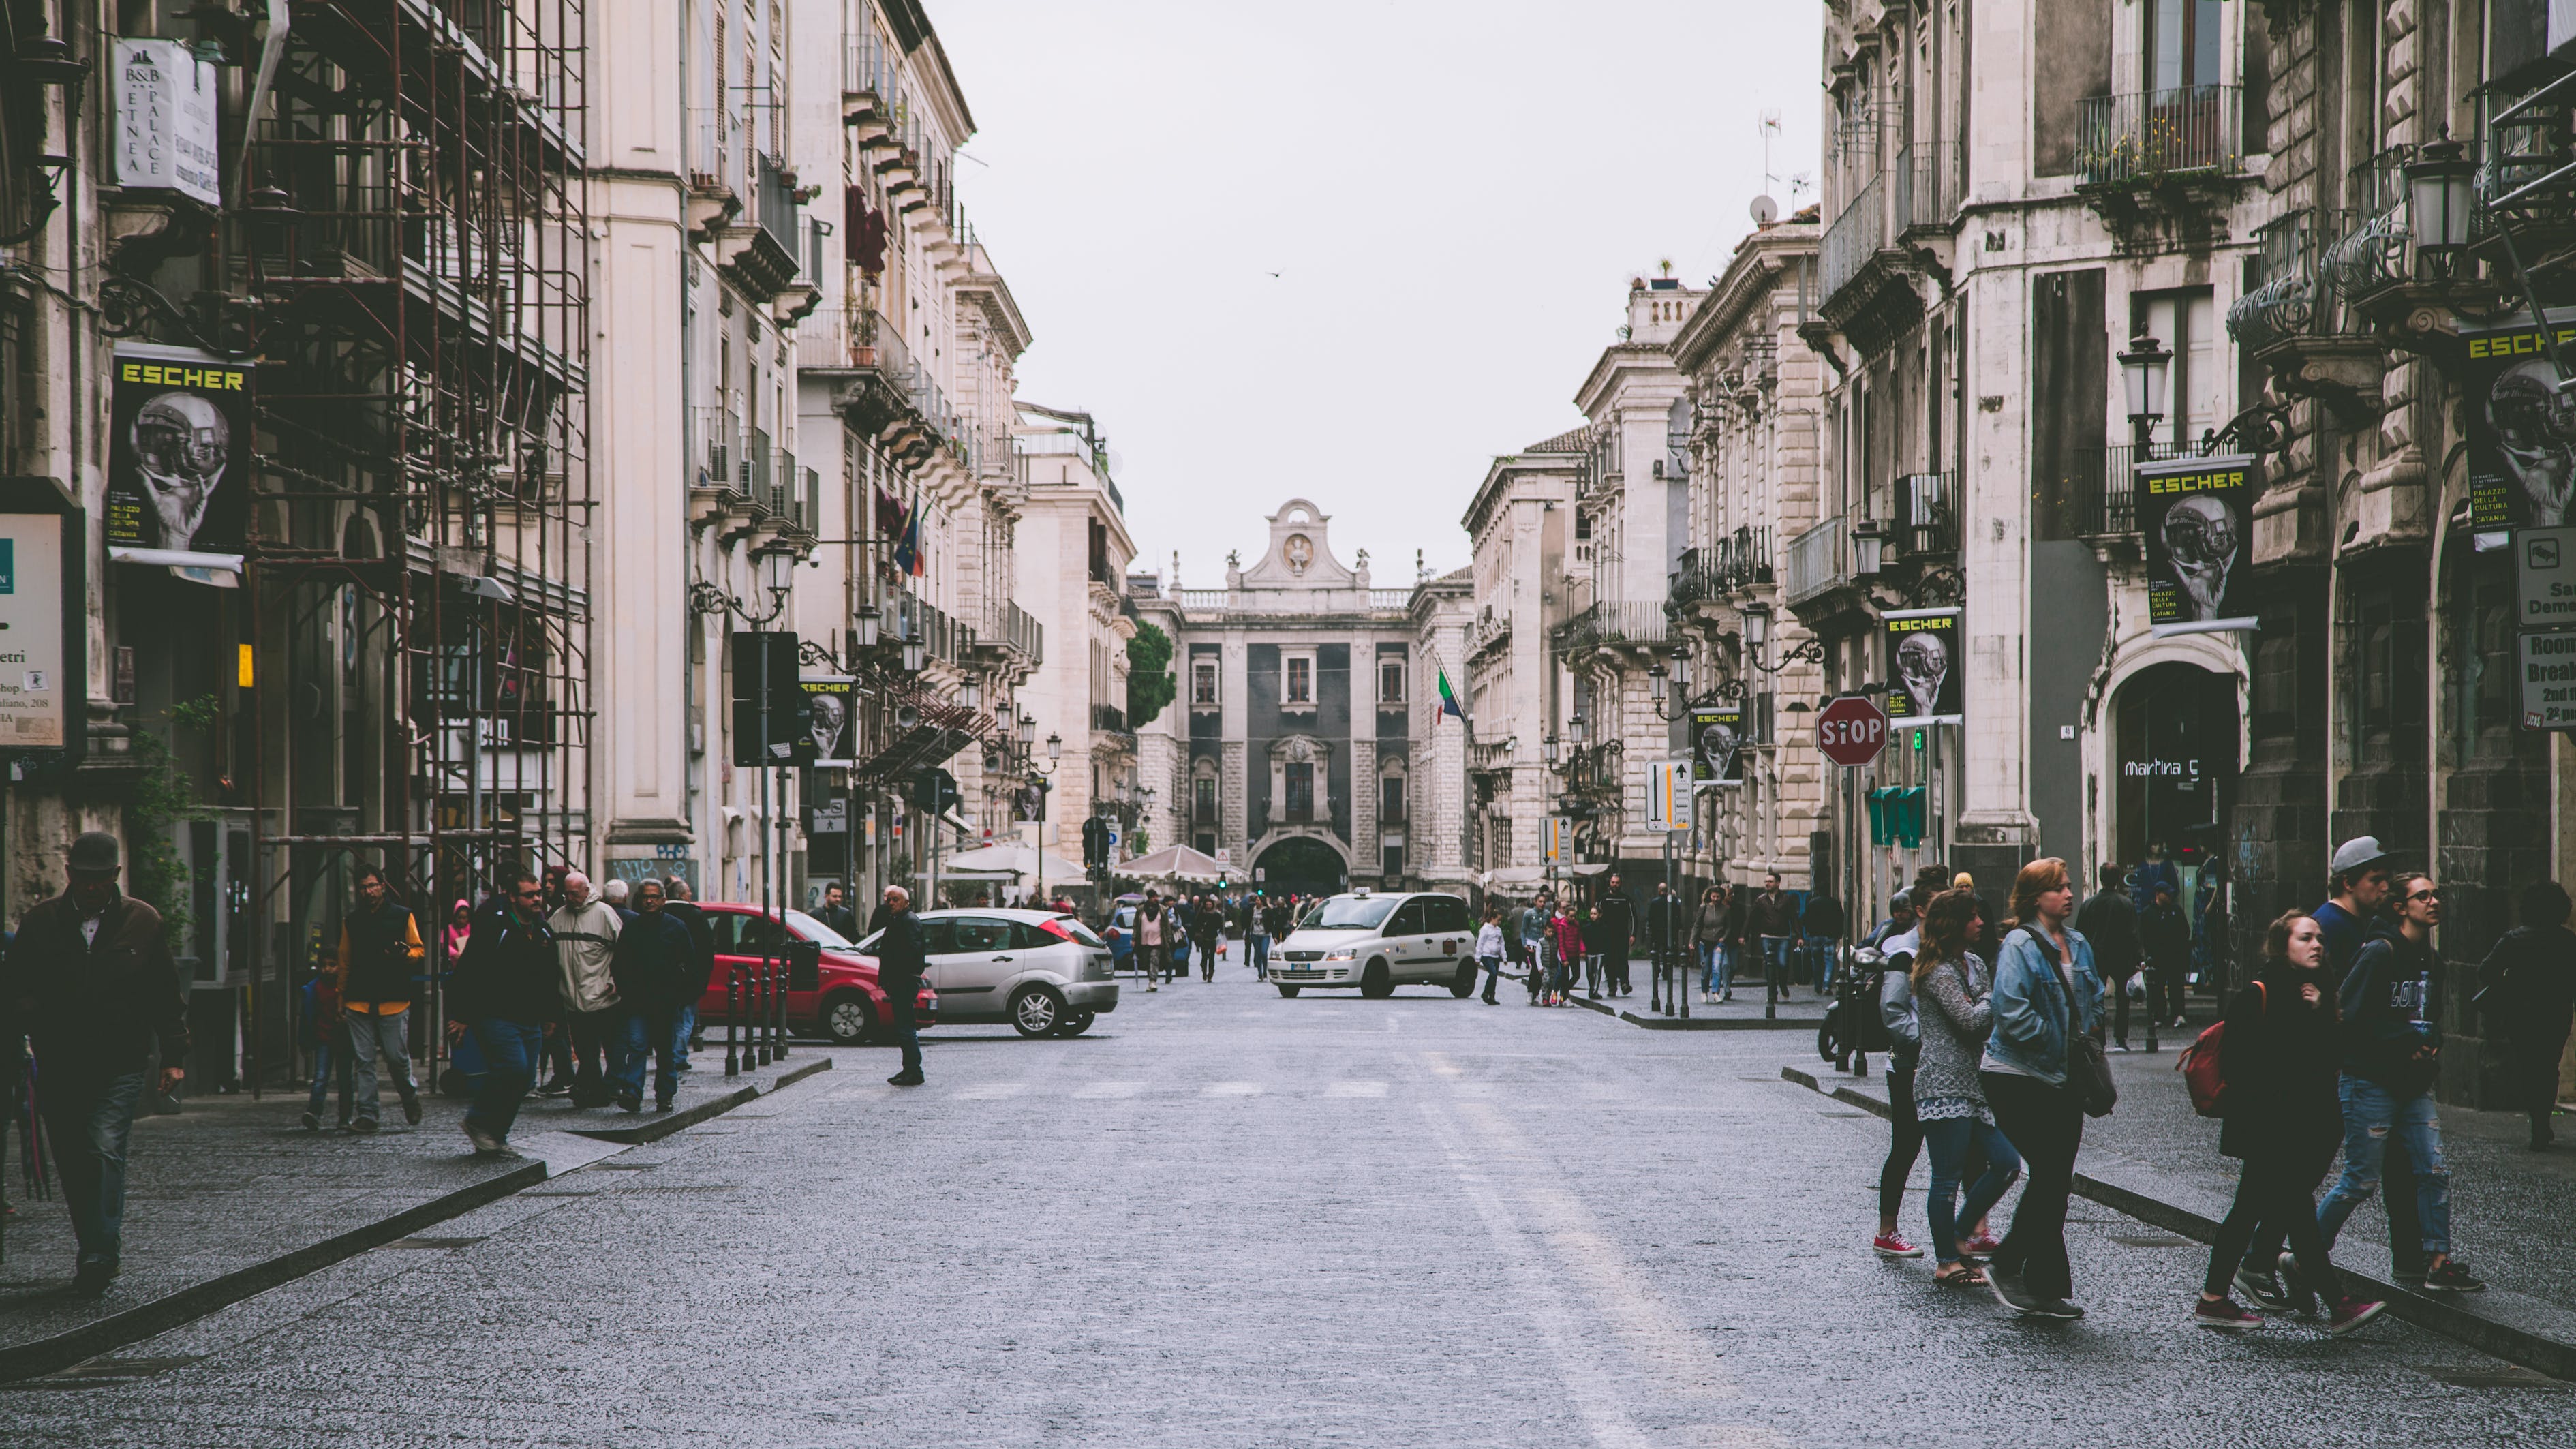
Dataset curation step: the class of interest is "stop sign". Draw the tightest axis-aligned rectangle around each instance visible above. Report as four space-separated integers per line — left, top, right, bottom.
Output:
1815 695 1889 767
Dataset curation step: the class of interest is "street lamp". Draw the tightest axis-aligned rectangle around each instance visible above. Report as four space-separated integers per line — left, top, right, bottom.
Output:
1741 600 1771 654
1569 712 1588 749
1648 662 1669 703
1850 517 1886 577
2406 134 2478 265
2119 332 2172 446
1542 733 1560 765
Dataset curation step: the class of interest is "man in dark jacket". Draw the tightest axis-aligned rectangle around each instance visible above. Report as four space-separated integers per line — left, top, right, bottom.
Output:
1 832 188 1294
2076 864 2144 1048
445 870 559 1155
331 865 425 1132
2140 884 2192 1030
662 875 716 1059
1643 881 1688 1005
1597 876 1635 997
815 881 860 941
876 885 928 1085
2479 880 2576 1150
612 881 697 1111
1749 874 1796 998
2312 874 2481 1292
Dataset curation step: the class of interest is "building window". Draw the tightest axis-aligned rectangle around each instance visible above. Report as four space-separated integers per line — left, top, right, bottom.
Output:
1381 842 1405 879
1192 660 1219 707
1193 776 1217 825
1195 832 1218 857
1379 657 1405 703
1380 772 1405 823
1285 762 1315 822
1284 655 1313 705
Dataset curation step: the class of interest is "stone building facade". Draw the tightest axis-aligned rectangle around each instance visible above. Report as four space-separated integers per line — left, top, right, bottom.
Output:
1671 212 1831 894
1130 502 1470 898
1461 431 1586 891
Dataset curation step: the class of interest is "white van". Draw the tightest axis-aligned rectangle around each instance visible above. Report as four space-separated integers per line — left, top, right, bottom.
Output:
1268 891 1478 998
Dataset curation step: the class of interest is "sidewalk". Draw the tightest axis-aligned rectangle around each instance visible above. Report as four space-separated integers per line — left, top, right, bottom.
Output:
1569 985 1828 1030
1782 1041 2576 1378
0 1048 830 1382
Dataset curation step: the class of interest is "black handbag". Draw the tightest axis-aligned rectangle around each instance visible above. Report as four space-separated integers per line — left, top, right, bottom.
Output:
2070 1030 2118 1118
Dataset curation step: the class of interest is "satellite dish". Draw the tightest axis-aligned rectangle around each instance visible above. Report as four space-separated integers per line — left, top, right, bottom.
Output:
1749 194 1780 226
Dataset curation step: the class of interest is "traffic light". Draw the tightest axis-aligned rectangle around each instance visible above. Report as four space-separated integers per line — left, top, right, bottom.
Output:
1080 816 1109 868
730 632 806 768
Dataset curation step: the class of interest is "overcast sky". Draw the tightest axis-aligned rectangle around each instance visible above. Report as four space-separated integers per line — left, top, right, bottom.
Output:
931 1 1820 586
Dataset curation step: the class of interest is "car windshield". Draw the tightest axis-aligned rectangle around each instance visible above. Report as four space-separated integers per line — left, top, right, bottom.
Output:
786 909 853 949
1300 896 1396 931
1052 915 1108 947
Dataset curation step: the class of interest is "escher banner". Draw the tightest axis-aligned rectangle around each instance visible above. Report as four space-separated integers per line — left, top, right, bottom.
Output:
106 342 254 570
2464 313 2576 536
2134 453 2257 635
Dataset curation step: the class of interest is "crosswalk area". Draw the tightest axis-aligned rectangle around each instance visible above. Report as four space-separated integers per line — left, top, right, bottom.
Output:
862 1076 1398 1102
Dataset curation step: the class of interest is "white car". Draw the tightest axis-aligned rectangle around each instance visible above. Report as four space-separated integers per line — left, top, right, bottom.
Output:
1268 891 1479 999
856 908 1120 1037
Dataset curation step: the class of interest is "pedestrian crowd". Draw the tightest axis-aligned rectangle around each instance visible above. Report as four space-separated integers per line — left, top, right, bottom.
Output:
1854 834 2574 1335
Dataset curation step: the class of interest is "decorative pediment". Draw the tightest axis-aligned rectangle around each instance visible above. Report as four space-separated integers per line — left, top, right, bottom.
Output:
1236 499 1358 588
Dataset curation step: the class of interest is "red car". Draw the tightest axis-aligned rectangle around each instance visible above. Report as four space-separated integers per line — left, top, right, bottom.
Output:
692 902 936 1045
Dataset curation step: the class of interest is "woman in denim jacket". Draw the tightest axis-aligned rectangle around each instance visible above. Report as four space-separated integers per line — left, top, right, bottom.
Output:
1978 857 2104 1320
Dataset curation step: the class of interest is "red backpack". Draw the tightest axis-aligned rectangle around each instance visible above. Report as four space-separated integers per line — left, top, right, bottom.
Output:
2175 981 2263 1117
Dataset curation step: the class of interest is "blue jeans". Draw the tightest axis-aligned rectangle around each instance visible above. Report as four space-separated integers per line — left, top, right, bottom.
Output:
616 1007 683 1105
305 1026 350 1118
673 1004 697 1071
40 1068 148 1272
2317 1073 2451 1257
1699 942 1728 994
1479 954 1505 1000
1250 934 1270 978
343 1008 417 1123
1761 936 1793 990
465 1018 546 1142
1924 1115 2021 1266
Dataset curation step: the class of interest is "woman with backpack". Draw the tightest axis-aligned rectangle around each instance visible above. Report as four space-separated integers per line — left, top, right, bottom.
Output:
2192 911 2387 1334
1980 857 2103 1320
1912 889 2021 1286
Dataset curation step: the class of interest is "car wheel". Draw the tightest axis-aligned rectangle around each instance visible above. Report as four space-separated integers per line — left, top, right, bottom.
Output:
1360 960 1394 998
1276 983 1301 998
1011 984 1066 1038
821 991 875 1046
1450 964 1477 998
1054 1009 1095 1037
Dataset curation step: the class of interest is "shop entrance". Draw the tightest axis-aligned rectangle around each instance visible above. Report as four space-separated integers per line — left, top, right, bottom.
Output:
2111 661 2240 875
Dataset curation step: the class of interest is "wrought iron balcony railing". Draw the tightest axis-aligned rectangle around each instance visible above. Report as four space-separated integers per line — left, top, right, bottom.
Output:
2074 87 2248 189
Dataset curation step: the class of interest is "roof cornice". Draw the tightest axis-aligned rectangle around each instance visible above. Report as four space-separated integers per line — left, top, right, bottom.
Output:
1672 226 1820 373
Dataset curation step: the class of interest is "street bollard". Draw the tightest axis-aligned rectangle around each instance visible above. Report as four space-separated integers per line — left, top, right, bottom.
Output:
775 954 791 1061
724 964 741 1078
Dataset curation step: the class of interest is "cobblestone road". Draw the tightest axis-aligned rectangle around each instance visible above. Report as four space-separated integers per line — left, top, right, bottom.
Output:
0 960 2562 1447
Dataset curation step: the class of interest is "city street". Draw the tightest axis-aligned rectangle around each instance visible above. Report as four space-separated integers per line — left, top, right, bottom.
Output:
0 958 2560 1448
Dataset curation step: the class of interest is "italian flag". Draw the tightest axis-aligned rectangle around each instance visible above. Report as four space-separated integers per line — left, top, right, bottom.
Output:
1436 665 1467 727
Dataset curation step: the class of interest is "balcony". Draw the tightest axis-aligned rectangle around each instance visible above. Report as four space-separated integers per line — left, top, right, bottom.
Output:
684 110 747 237
1668 526 1773 614
1889 472 1957 562
1552 601 1669 653
2225 208 2385 423
1783 514 1853 609
2055 442 2196 540
709 152 803 302
1817 172 1885 305
827 307 972 472
1892 141 1962 236
1092 703 1134 744
967 599 1044 670
2075 87 2248 189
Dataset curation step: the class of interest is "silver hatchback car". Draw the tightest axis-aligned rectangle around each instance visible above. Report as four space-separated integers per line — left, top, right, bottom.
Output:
857 908 1120 1037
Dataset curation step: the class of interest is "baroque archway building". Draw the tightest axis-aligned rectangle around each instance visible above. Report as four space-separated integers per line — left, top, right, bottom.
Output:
1129 501 1471 897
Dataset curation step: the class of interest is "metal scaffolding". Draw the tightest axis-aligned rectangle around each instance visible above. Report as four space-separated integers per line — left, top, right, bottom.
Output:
221 0 593 1090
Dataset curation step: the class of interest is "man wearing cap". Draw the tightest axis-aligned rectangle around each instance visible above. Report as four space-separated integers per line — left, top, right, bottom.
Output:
0 832 189 1294
2236 836 2426 1306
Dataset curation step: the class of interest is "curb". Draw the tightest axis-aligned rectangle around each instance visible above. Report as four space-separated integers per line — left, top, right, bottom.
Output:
1777 1065 2576 1380
1569 994 1822 1031
0 1055 835 1384
569 1056 832 1145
